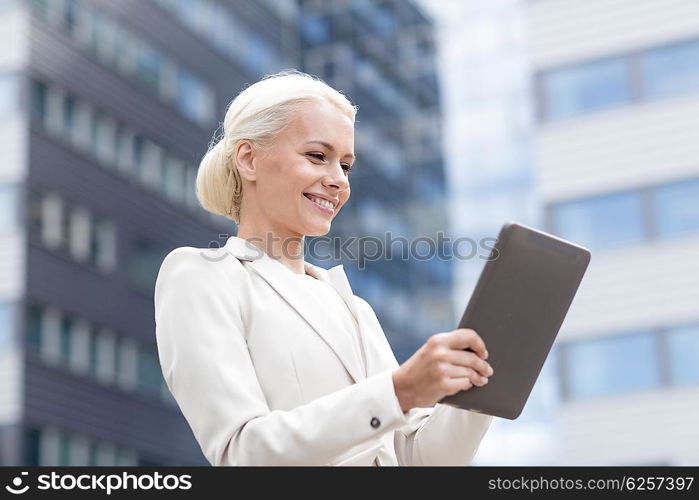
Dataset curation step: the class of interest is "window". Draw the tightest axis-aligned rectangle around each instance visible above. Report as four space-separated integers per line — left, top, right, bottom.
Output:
540 57 630 120
62 94 76 137
68 206 91 262
67 320 91 374
0 302 12 350
116 336 137 391
58 432 71 466
114 123 132 170
176 70 215 126
134 41 164 94
301 13 331 45
30 80 48 121
653 178 699 238
550 190 645 250
138 346 163 397
185 167 198 211
94 327 116 384
25 427 41 466
129 238 166 291
90 111 116 165
667 324 699 386
62 0 78 34
563 331 660 399
59 316 73 363
90 9 116 66
32 0 52 20
88 325 98 377
91 217 116 272
140 141 163 189
131 135 145 178
640 39 699 99
93 442 117 466
0 184 18 232
26 305 43 350
0 74 18 116
161 154 185 203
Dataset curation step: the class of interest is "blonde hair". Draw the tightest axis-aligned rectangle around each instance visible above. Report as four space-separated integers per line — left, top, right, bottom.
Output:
195 69 358 224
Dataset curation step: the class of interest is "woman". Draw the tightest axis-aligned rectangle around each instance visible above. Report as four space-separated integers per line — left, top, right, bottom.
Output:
154 70 494 466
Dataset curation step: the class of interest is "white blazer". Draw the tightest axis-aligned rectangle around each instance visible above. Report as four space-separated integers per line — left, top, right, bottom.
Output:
154 235 492 466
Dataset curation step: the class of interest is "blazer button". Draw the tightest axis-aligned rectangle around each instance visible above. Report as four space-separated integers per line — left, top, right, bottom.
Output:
370 417 381 429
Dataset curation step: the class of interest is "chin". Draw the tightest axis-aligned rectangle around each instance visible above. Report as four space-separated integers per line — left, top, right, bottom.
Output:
305 224 332 237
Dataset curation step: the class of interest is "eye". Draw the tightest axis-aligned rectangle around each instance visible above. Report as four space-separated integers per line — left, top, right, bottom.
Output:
306 152 352 175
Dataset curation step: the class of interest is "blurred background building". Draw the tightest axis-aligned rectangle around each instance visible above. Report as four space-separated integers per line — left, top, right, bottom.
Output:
298 0 452 363
419 0 557 466
0 0 299 466
528 0 699 465
1 0 697 467
0 0 449 466
422 0 699 466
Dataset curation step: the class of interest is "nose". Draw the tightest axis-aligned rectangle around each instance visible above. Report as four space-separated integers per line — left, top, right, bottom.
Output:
322 161 350 191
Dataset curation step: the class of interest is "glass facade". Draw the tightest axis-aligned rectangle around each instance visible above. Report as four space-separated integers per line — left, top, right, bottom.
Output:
0 302 12 350
539 37 699 121
128 237 169 292
0 185 18 232
564 331 661 399
0 73 19 116
27 190 118 274
24 303 174 406
551 190 645 250
562 323 699 400
541 57 631 120
299 0 449 360
23 426 138 466
28 80 210 225
653 178 699 237
667 324 699 386
152 0 286 75
640 39 699 99
31 0 215 126
549 176 699 250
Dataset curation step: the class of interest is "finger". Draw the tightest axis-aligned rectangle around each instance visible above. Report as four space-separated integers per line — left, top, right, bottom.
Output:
446 328 488 359
445 365 488 386
443 377 473 395
445 350 493 378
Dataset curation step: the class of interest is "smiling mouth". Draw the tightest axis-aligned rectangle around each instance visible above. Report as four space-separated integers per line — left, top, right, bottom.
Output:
303 193 336 209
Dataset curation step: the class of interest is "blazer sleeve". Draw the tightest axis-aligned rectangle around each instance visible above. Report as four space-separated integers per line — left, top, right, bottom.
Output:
154 248 411 466
354 296 493 466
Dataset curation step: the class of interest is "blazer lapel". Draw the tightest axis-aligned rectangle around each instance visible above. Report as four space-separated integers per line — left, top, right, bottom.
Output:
320 263 370 378
223 236 366 383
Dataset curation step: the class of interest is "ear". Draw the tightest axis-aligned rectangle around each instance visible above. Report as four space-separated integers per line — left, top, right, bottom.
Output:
234 139 258 182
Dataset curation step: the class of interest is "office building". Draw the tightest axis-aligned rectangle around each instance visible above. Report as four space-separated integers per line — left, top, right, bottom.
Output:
528 0 699 465
299 0 452 362
0 0 448 466
0 0 297 466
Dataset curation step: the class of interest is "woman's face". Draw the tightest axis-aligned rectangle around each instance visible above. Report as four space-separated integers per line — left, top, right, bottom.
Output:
241 98 354 238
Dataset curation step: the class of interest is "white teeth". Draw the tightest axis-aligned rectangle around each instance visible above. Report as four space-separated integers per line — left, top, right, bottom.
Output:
306 195 334 210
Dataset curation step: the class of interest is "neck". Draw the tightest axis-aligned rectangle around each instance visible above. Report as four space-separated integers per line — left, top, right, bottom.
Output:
237 223 305 275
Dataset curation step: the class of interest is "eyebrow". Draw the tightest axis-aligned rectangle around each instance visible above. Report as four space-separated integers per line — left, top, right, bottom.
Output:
304 140 355 160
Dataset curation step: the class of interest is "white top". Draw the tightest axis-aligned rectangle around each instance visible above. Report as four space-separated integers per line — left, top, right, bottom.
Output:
292 272 367 375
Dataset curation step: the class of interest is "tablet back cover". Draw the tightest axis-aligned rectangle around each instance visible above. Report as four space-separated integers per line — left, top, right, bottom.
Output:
438 221 591 419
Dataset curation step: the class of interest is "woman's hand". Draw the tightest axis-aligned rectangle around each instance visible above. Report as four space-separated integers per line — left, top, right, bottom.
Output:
391 328 493 413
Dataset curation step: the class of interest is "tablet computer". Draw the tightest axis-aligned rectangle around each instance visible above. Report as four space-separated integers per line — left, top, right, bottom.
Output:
438 221 591 420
